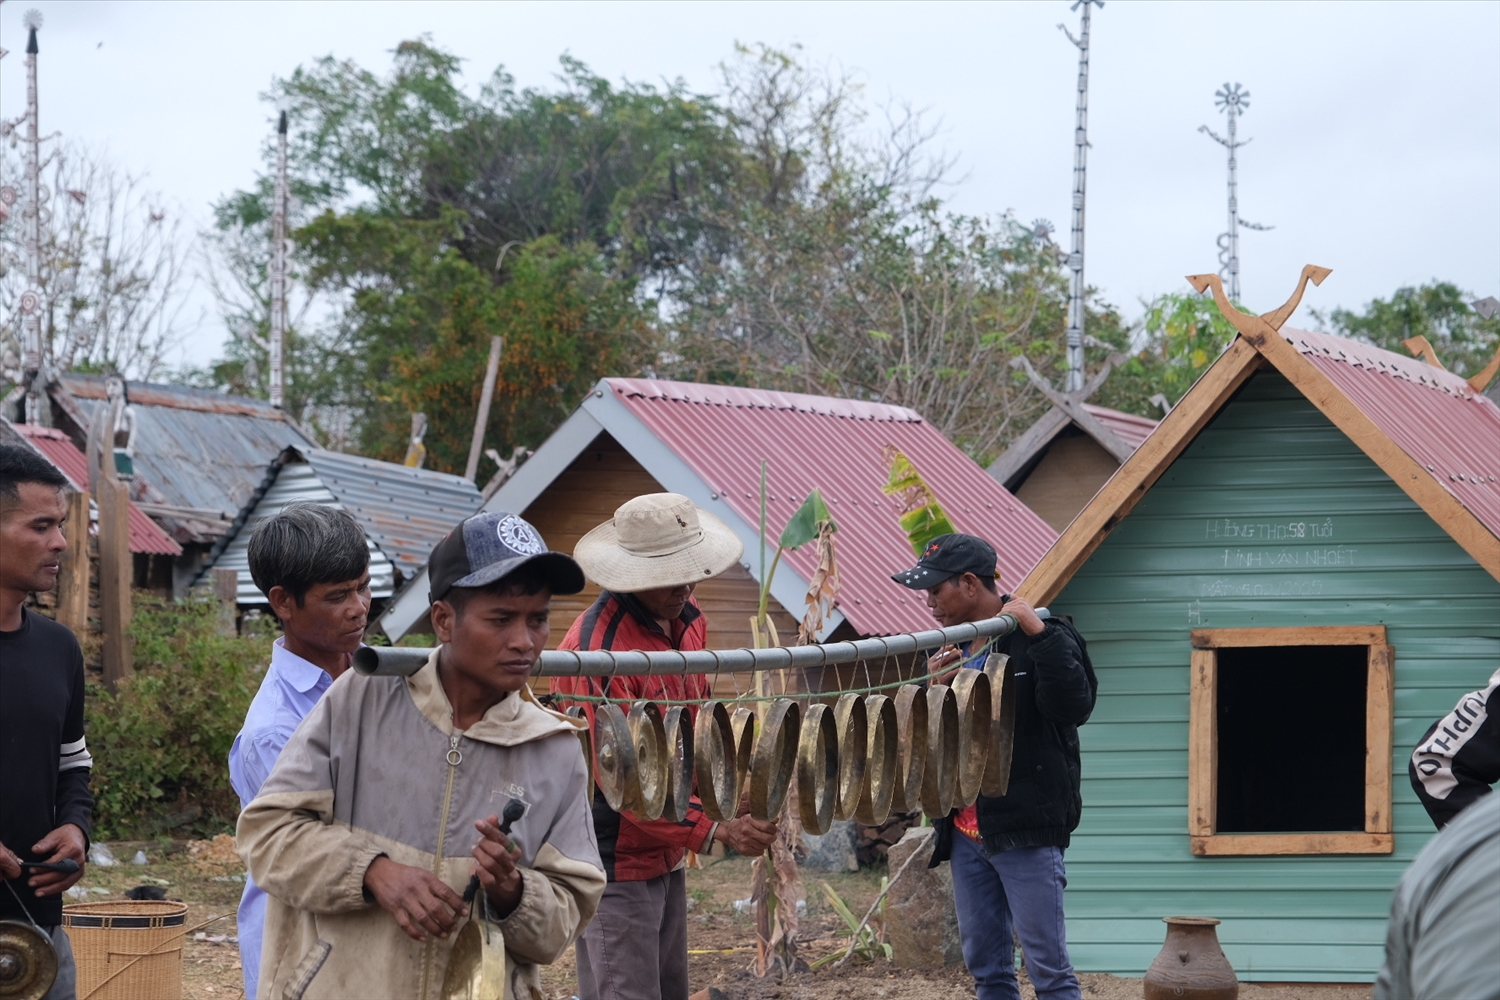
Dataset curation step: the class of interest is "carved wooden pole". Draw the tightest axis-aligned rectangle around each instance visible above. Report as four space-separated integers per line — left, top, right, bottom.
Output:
98 477 133 688
93 378 133 688
56 488 90 635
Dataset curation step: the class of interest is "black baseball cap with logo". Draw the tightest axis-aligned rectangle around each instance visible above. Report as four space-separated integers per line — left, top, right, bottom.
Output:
429 511 585 603
890 533 999 591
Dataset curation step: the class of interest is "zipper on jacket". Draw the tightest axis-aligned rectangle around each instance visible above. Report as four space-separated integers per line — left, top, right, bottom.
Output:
419 731 464 1000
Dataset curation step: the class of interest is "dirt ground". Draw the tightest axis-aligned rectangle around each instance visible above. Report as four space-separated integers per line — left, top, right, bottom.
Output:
66 840 1372 1000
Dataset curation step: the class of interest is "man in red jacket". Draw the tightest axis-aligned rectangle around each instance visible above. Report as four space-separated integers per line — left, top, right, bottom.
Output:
554 493 778 1000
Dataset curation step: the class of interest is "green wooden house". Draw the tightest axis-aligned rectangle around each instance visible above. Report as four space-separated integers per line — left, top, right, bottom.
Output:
1019 270 1500 982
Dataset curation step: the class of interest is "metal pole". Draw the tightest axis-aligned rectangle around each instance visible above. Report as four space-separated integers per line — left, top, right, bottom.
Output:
464 337 503 482
355 609 1048 678
1200 83 1270 304
20 14 45 423
1060 1 1102 394
269 110 289 409
1224 99 1240 301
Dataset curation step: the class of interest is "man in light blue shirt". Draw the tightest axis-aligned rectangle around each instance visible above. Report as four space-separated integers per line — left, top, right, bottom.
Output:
228 502 372 999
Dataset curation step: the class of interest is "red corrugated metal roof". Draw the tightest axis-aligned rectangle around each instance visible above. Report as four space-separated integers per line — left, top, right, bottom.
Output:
1285 328 1500 541
604 378 1058 635
1082 403 1158 451
10 423 183 556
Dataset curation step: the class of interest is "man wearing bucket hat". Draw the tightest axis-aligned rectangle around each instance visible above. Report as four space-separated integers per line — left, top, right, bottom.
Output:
553 493 780 1000
892 533 1097 1000
239 511 605 1000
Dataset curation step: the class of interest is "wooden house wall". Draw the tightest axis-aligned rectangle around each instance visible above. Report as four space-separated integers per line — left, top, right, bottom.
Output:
520 432 801 699
1013 430 1122 533
1051 372 1500 981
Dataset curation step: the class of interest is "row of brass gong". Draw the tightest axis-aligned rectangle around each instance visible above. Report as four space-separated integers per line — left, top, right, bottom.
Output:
573 655 1014 834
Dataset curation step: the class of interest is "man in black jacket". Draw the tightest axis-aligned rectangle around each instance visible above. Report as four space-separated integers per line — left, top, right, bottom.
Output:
893 534 1096 1000
1409 666 1498 828
0 445 93 1000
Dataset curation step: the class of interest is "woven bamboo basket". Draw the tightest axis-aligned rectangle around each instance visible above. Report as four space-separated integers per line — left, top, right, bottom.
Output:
62 900 187 1000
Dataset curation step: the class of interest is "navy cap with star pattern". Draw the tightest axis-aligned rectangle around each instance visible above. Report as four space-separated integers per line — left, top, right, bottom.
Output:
890 533 999 590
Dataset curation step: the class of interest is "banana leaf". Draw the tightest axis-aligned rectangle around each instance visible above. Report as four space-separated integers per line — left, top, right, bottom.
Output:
779 489 835 550
881 447 957 555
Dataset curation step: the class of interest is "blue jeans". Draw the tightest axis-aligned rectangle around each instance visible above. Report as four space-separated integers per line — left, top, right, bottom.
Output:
949 832 1081 1000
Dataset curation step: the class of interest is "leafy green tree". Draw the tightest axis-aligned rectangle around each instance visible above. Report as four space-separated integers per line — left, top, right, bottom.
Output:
299 209 654 469
200 40 740 470
1093 291 1242 416
1316 281 1499 378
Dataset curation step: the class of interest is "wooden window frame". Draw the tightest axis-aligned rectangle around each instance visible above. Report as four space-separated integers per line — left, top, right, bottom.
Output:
1188 626 1394 856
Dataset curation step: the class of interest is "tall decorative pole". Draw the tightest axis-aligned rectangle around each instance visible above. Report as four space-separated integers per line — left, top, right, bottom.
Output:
20 10 47 423
268 110 289 409
1059 0 1103 393
1199 83 1271 303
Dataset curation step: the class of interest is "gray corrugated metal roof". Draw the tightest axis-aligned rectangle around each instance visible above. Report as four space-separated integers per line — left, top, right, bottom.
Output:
58 374 313 517
211 462 397 604
302 448 483 576
204 447 483 604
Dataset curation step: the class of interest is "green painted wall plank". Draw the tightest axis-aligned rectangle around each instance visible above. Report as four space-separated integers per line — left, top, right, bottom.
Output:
1051 371 1500 982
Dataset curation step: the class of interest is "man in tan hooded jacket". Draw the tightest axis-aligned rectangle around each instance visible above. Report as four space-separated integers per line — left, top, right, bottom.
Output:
238 511 605 1000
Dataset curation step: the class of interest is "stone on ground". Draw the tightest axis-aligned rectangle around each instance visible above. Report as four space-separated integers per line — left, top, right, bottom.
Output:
884 826 964 969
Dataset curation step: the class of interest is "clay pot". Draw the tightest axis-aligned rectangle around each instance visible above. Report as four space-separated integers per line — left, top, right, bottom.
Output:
1142 916 1238 1000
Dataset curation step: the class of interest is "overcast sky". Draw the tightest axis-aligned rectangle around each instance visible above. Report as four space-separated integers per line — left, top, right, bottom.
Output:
3 0 1497 373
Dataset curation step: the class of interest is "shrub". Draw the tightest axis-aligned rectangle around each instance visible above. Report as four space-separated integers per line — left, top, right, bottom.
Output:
85 595 269 839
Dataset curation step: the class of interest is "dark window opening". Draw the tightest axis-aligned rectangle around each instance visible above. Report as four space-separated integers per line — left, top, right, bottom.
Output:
1216 645 1366 833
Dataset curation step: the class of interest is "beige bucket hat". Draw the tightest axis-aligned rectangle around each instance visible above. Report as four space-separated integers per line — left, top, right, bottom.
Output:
574 493 745 592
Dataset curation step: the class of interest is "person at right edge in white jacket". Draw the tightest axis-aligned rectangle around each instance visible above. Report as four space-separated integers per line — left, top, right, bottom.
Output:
238 511 605 1000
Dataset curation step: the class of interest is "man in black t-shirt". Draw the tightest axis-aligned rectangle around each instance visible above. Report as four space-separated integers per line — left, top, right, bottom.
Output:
0 444 94 1000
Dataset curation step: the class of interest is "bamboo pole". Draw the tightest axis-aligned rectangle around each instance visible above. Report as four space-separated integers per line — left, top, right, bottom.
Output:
98 478 132 689
464 337 503 482
56 489 90 636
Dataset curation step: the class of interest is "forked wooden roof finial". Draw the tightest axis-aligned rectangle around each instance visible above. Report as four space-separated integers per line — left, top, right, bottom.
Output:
1185 265 1332 347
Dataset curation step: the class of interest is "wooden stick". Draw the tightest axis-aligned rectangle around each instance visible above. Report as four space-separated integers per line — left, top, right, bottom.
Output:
465 337 503 482
831 839 922 970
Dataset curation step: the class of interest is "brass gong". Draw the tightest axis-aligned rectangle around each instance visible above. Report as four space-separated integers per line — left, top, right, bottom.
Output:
831 693 868 822
626 701 669 821
980 653 1016 798
730 706 757 812
0 921 56 1000
439 911 505 1000
921 684 959 819
855 694 898 826
949 668 993 809
593 702 636 812
694 701 739 822
660 705 695 824
890 684 928 815
797 702 839 835
749 699 800 820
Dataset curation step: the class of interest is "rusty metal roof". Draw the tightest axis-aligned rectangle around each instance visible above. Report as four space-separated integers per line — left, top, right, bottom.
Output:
1286 327 1500 539
204 446 484 604
603 378 1058 636
5 420 182 556
1084 403 1159 451
55 374 313 519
